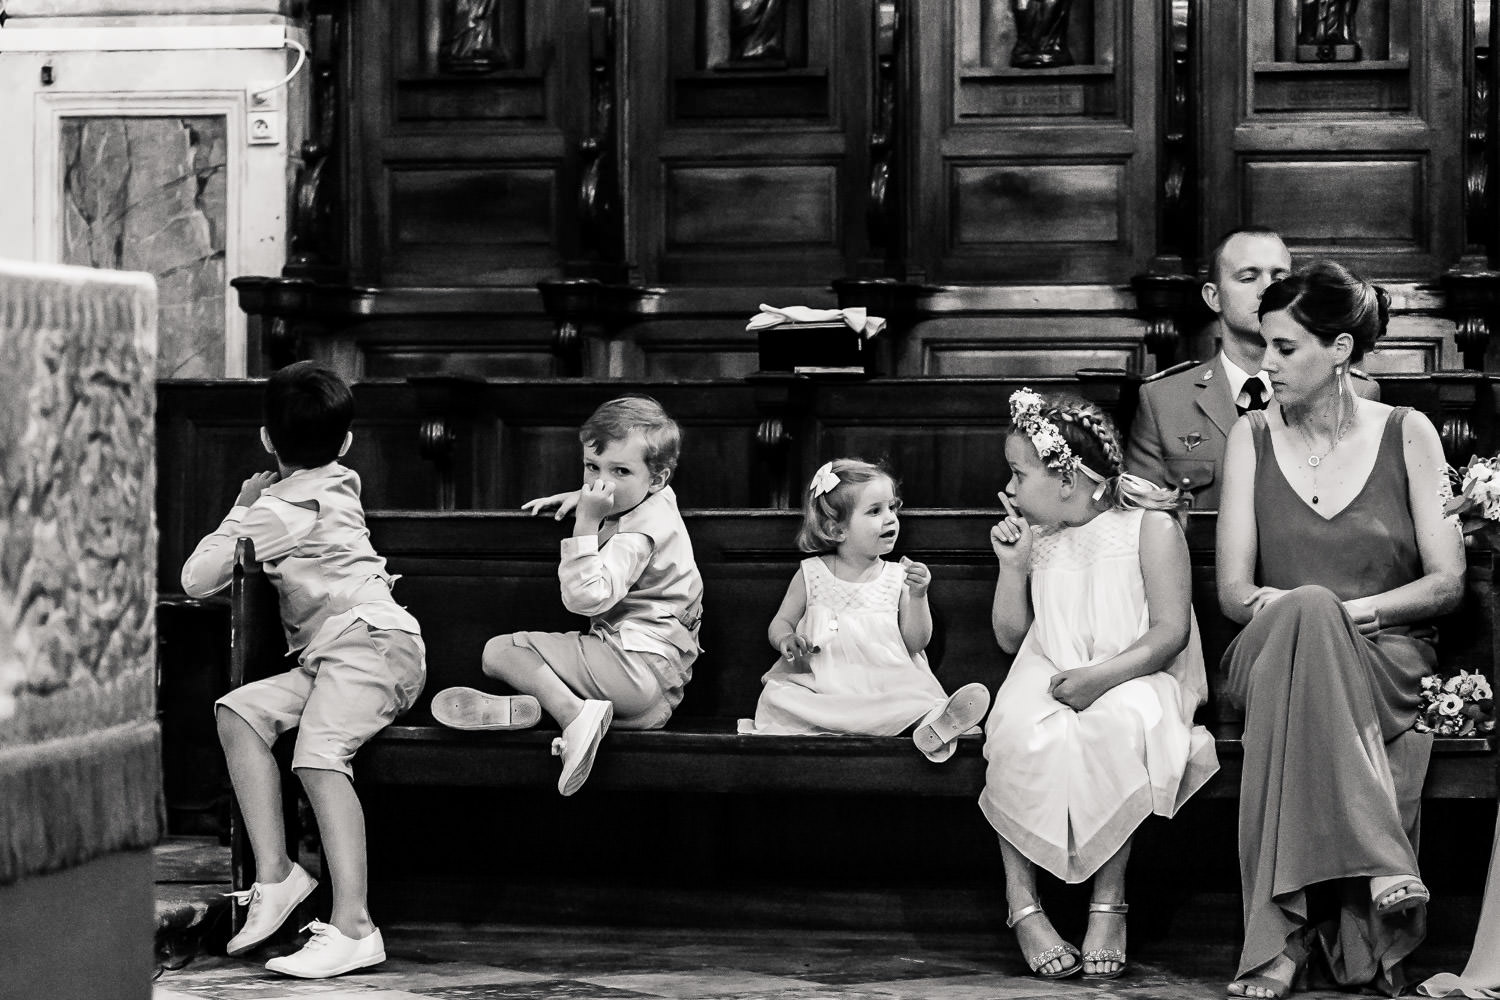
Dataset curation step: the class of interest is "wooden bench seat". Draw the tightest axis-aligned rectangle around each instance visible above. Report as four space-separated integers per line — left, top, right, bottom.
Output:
230 510 1500 814
359 723 1497 799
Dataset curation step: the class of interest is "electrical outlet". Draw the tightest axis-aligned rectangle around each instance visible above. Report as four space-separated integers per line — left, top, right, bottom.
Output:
247 110 283 146
247 81 281 111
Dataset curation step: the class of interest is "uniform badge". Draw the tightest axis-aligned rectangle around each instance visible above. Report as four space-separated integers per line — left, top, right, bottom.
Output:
1178 432 1204 452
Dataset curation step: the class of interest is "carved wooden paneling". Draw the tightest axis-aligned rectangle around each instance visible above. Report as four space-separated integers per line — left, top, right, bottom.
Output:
908 0 1159 283
905 319 1147 375
351 0 589 285
1201 0 1462 278
388 166 557 246
632 0 872 285
664 165 841 248
951 161 1123 245
1243 158 1423 248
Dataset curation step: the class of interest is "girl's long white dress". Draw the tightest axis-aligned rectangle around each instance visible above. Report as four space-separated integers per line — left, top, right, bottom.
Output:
739 556 951 735
979 507 1219 882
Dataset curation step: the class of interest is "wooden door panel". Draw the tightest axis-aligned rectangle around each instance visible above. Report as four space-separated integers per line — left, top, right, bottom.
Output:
911 0 1158 284
1201 0 1461 279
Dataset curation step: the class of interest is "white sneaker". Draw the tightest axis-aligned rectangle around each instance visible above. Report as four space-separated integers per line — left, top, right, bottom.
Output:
264 921 385 978
551 699 614 796
431 686 542 731
223 863 318 956
913 682 992 762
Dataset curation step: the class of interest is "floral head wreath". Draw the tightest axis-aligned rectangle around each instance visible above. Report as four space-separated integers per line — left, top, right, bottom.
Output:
1009 388 1111 496
809 461 840 498
1010 389 1081 473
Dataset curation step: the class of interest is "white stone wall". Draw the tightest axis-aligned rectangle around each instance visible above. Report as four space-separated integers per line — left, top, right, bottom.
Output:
0 4 308 376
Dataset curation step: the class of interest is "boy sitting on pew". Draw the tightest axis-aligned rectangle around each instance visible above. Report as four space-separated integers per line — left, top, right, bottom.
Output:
432 395 704 796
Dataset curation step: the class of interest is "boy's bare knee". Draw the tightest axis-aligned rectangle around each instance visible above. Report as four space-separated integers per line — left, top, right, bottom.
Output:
215 704 253 743
481 635 517 679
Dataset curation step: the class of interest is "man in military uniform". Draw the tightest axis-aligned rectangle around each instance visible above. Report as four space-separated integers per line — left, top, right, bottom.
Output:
1124 227 1378 509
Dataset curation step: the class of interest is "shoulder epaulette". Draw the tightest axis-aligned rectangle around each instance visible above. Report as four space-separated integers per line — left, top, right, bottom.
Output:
1141 359 1200 383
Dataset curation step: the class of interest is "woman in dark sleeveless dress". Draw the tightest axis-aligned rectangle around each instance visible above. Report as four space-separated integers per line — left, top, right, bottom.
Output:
1216 261 1465 998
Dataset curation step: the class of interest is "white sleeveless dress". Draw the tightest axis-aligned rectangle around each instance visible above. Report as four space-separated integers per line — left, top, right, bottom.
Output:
739 556 951 735
979 507 1219 882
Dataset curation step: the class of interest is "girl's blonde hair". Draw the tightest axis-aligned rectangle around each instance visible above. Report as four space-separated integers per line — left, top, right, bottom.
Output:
796 458 899 553
1013 395 1182 512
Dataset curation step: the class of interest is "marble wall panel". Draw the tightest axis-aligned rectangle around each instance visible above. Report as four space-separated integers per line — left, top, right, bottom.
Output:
60 115 227 378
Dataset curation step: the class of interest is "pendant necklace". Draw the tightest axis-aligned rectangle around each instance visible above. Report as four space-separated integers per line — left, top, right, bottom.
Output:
1291 395 1352 505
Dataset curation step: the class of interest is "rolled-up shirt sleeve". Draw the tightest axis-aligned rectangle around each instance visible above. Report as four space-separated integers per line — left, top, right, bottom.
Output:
559 532 653 617
180 498 317 598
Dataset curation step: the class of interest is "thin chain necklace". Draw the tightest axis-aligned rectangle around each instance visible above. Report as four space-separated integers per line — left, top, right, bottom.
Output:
1287 385 1354 505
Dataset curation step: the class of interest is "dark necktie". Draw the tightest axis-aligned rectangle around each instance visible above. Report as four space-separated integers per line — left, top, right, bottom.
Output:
1238 377 1268 415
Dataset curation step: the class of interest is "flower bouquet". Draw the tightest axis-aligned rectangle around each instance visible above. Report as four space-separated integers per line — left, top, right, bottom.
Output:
1445 456 1500 543
1414 670 1496 736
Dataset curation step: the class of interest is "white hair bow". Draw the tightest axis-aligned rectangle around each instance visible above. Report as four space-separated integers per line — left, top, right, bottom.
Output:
810 462 840 498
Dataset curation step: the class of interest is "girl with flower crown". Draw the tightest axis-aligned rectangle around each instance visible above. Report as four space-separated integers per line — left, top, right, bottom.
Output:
738 458 992 763
985 389 1219 982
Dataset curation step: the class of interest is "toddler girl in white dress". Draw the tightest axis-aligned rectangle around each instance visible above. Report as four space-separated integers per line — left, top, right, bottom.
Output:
739 459 990 762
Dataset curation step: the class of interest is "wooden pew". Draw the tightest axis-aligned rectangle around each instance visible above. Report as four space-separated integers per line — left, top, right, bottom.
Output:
228 510 1498 828
159 371 1494 586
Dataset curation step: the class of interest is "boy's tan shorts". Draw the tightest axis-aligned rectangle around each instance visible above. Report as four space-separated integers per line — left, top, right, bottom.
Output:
506 630 688 730
216 618 427 777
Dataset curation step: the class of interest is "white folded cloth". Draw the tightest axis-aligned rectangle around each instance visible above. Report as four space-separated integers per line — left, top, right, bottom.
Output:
747 304 887 339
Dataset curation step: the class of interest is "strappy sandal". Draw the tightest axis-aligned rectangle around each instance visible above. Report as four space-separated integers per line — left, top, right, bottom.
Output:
1226 974 1291 999
1006 903 1081 979
1226 934 1309 999
1374 877 1430 917
1081 901 1128 980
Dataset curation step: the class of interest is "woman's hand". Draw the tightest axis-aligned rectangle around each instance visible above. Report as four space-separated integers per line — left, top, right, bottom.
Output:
1243 586 1288 618
991 494 1032 570
521 490 582 520
777 633 819 669
235 470 280 507
900 557 931 598
1344 598 1382 635
1049 666 1110 712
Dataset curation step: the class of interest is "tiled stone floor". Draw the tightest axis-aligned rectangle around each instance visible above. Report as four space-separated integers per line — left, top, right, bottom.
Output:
151 839 1473 1000
151 923 1264 1000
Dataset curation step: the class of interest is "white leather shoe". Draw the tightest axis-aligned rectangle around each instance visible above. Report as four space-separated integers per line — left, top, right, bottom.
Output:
265 921 385 978
551 699 614 796
223 863 317 956
913 682 991 761
431 686 542 730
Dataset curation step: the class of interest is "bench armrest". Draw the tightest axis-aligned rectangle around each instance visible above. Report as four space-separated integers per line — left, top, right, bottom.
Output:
230 537 284 688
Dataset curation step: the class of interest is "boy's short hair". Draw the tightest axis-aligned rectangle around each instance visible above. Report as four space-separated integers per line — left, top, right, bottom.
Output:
579 395 682 476
264 361 354 469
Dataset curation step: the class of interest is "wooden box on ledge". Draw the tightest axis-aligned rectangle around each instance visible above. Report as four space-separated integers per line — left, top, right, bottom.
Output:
756 320 875 376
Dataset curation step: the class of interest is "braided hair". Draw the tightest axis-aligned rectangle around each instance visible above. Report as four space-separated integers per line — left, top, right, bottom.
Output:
1033 397 1182 512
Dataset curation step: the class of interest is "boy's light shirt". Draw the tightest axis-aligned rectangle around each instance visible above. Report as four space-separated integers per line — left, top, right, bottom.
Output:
180 495 316 597
180 464 419 649
556 486 703 662
559 531 653 617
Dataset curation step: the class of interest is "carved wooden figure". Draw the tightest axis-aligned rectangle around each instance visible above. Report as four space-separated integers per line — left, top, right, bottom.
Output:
729 0 786 63
1010 0 1074 68
1297 0 1362 61
442 0 501 73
